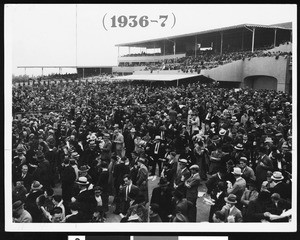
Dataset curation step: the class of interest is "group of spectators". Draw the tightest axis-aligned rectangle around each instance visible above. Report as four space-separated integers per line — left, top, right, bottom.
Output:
118 43 292 74
12 79 293 223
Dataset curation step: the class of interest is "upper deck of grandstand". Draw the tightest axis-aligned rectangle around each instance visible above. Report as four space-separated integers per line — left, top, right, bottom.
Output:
115 22 292 64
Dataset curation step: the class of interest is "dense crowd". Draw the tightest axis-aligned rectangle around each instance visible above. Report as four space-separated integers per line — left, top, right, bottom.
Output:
12 80 293 223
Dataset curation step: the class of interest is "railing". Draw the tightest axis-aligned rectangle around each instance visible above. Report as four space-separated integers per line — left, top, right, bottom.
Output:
118 53 186 63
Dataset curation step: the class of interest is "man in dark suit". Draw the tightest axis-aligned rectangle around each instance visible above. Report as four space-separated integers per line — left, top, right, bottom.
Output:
269 171 291 202
124 128 136 162
71 176 93 221
32 151 52 191
174 159 191 195
150 178 173 222
64 201 84 222
113 156 130 214
148 135 166 176
60 157 76 205
96 161 109 213
14 164 33 192
120 174 140 214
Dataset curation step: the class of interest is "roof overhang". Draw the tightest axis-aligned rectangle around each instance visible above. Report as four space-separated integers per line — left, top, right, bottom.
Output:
115 23 292 48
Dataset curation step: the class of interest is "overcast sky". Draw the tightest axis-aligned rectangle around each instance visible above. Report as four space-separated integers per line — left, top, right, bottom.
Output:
5 4 297 76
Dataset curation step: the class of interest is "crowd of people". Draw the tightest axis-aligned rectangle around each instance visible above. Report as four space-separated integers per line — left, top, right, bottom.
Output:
12 79 293 223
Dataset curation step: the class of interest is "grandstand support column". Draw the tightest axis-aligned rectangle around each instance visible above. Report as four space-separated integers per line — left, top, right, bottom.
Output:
174 41 176 63
220 32 223 55
42 67 44 77
251 28 256 53
24 68 26 75
241 31 244 50
118 47 120 57
195 36 197 58
274 29 277 47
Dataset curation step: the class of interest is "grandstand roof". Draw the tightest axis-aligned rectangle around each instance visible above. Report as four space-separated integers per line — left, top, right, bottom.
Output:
115 23 292 48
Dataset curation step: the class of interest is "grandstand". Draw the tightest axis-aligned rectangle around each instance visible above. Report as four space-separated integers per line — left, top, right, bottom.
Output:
112 23 292 93
17 22 292 93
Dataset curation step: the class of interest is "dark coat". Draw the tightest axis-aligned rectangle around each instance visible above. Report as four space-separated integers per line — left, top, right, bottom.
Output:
75 189 94 221
244 190 272 222
270 181 291 201
32 159 52 190
14 172 33 193
150 186 173 222
24 189 44 222
60 165 76 202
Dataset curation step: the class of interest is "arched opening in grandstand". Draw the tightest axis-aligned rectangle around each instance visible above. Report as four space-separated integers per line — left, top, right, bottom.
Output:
244 75 277 90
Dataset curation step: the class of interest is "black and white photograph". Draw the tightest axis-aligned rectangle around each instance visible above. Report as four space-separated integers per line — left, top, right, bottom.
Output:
4 4 297 233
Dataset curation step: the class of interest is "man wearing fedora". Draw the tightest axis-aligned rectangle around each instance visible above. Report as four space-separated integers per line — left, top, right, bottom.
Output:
24 180 44 222
13 200 32 223
150 177 173 222
71 176 94 221
184 164 201 222
227 167 246 210
220 194 243 222
148 135 166 176
269 171 291 202
174 159 191 195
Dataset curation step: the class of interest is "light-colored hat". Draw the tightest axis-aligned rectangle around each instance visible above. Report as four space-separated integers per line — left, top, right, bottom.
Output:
76 176 89 185
239 157 248 163
130 128 136 133
271 171 284 181
189 164 199 170
154 135 161 140
232 167 242 176
234 143 244 151
264 137 273 143
219 129 226 136
179 159 188 164
231 116 237 122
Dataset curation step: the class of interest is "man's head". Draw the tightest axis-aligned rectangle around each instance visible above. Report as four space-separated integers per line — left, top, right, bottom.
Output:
52 206 63 222
238 157 248 169
93 186 103 197
52 195 62 205
178 159 188 169
123 174 132 186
